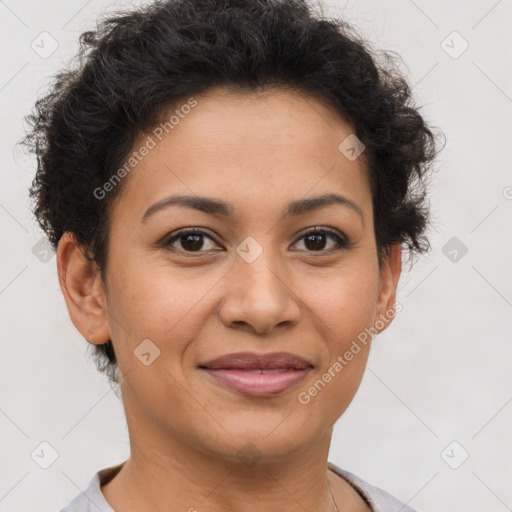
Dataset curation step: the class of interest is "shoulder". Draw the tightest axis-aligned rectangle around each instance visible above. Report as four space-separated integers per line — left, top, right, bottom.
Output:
328 461 418 512
58 464 122 512
58 489 93 512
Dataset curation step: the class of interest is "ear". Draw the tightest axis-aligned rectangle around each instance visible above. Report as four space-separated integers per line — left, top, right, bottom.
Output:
374 243 402 334
56 232 110 345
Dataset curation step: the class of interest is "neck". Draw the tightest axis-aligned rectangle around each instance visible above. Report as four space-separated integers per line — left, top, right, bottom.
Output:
102 416 340 512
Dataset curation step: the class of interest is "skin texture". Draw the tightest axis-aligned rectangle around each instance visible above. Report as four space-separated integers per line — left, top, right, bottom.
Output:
57 86 402 512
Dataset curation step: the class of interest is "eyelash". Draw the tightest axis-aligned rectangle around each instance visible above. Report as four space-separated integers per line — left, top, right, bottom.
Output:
162 226 351 256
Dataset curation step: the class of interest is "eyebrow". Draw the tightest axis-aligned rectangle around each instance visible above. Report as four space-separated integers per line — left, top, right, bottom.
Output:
141 192 364 225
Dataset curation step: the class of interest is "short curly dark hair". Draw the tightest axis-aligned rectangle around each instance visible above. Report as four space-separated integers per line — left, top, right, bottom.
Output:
22 0 443 387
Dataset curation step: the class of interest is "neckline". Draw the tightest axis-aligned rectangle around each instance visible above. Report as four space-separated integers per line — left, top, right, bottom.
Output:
98 461 125 487
97 461 375 512
327 462 375 511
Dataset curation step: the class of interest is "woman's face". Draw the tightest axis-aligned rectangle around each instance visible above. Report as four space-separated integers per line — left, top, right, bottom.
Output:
63 86 401 464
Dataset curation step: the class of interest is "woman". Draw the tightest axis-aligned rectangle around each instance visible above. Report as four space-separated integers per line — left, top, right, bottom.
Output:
23 0 441 510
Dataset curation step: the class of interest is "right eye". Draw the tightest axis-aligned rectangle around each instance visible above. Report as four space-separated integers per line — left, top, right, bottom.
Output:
163 228 223 254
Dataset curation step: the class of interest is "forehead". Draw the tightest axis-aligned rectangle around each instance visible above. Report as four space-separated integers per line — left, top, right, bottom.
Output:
110 86 371 223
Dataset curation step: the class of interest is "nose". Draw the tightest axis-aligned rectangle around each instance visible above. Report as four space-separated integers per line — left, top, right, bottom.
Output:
218 247 302 334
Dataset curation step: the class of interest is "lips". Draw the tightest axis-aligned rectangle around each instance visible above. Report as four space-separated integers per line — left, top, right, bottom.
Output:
199 351 314 371
198 352 314 397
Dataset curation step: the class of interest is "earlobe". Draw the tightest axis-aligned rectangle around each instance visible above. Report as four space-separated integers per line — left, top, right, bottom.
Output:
374 243 402 333
56 232 110 345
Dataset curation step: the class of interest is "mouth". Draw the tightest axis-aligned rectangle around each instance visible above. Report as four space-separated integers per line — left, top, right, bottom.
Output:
198 351 314 397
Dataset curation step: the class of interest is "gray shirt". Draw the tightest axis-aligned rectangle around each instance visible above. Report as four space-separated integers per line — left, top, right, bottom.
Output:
59 461 417 512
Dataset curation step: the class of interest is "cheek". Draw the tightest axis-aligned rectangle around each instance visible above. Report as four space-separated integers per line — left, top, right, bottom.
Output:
106 262 218 357
303 267 379 342
296 275 376 421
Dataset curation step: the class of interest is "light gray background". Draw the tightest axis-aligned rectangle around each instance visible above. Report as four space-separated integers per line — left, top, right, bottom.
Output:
1 0 511 511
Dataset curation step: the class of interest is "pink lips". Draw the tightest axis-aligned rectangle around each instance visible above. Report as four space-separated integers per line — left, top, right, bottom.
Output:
199 351 313 397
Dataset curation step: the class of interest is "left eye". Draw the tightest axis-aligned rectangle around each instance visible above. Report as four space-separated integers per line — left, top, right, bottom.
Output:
163 228 349 254
293 228 349 252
